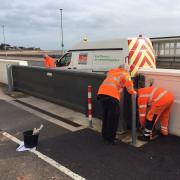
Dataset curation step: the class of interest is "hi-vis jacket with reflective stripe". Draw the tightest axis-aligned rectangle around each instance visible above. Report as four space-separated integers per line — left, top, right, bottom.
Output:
44 56 56 68
138 86 173 126
97 67 136 101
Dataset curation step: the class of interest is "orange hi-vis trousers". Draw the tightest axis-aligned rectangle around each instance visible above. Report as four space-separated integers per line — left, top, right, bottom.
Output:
146 100 173 136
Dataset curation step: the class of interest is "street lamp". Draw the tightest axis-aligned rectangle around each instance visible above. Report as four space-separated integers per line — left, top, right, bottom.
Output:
2 25 7 57
59 9 64 54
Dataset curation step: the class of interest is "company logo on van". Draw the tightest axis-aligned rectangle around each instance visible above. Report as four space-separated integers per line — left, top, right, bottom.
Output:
78 53 88 64
94 55 119 61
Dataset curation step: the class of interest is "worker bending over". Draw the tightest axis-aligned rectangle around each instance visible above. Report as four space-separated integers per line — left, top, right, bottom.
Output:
43 54 56 68
138 86 174 141
97 64 136 144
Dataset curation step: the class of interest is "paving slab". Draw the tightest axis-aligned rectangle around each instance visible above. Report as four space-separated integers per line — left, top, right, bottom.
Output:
17 96 102 131
0 84 13 101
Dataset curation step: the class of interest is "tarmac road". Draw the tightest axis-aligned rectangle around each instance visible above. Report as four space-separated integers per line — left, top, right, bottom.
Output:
0 85 180 180
0 136 72 180
0 100 74 180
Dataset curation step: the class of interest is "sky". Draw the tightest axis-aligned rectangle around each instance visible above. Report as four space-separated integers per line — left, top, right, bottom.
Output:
0 0 180 50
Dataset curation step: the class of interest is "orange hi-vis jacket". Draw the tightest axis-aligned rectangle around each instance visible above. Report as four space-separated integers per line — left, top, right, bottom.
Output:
138 86 174 127
97 67 136 101
44 56 56 68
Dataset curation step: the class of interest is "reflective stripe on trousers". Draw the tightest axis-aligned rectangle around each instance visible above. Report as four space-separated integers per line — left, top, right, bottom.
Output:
161 126 168 135
144 128 152 137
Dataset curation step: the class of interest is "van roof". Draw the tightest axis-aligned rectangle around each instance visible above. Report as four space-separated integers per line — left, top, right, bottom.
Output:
69 39 128 51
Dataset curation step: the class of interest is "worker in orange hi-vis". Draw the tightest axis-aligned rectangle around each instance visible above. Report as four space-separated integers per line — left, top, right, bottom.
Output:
97 64 136 144
43 54 56 68
137 85 174 141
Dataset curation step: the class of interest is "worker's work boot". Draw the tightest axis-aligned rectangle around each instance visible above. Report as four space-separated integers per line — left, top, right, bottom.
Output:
138 119 154 142
138 126 152 141
138 134 150 141
151 129 160 140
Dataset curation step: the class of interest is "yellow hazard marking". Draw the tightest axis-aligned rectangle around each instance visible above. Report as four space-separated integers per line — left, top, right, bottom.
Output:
128 38 137 51
129 42 143 66
144 52 156 68
143 42 156 62
129 38 156 76
131 52 145 77
143 61 150 67
146 38 153 49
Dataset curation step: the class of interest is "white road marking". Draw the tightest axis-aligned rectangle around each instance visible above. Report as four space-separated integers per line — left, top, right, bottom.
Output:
2 131 86 180
2 132 22 144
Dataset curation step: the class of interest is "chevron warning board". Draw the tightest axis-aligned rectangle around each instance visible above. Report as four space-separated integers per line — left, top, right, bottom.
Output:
128 37 156 77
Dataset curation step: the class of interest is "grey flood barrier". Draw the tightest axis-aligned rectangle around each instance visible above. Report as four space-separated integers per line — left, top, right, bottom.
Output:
11 65 138 131
12 66 105 119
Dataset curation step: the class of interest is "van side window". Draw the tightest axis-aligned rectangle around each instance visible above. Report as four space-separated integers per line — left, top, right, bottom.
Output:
56 53 72 67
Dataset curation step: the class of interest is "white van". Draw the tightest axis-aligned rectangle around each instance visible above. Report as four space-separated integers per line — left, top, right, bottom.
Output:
56 36 156 76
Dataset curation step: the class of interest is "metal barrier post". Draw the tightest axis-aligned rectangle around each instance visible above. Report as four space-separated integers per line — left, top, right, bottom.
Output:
6 64 14 93
88 85 93 128
131 93 137 146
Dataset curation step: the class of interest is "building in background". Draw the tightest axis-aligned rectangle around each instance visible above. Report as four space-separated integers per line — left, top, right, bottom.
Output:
151 36 180 69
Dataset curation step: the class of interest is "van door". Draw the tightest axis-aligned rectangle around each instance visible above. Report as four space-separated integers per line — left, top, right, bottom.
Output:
56 52 73 69
72 51 93 71
92 50 127 72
